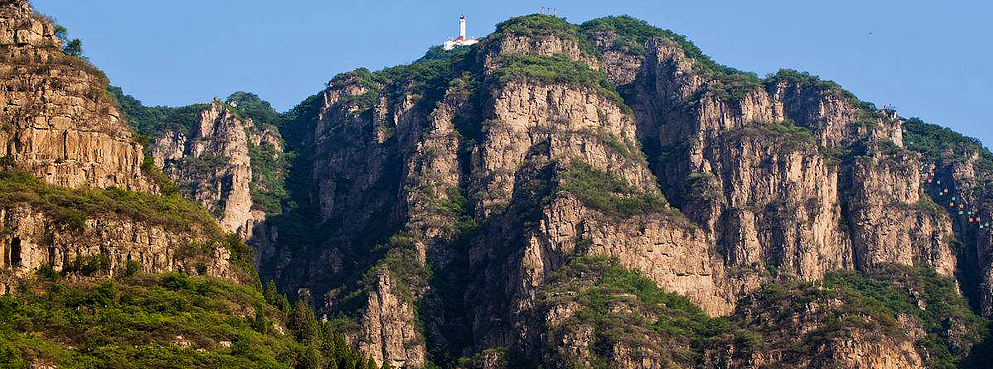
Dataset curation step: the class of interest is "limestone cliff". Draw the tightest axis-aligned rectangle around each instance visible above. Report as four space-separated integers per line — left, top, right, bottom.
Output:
7 3 990 367
0 0 241 293
704 284 926 369
150 99 282 239
0 205 236 293
0 0 151 192
251 14 993 368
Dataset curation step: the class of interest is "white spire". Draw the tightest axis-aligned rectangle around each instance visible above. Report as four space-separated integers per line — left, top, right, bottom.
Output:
459 15 467 39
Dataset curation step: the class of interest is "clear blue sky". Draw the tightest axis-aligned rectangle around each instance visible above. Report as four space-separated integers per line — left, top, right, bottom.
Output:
32 0 991 146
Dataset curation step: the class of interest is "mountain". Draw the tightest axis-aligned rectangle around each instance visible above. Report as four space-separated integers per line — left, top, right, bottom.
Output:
247 14 992 368
3 1 993 368
0 1 378 368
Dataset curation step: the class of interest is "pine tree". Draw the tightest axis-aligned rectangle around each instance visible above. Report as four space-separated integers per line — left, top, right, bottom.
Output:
251 305 269 334
289 299 317 342
264 280 279 304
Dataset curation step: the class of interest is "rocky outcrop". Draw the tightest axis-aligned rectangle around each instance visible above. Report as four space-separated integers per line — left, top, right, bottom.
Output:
0 0 238 294
0 205 235 293
151 101 280 239
619 33 957 303
359 271 427 368
0 0 151 192
256 15 991 367
706 284 925 369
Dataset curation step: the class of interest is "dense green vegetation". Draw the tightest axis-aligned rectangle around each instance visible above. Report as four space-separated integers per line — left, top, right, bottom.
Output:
109 87 209 138
558 160 666 217
539 256 726 367
331 45 476 115
581 16 664 55
0 159 261 281
825 265 992 369
578 15 761 103
494 54 629 111
0 272 378 369
537 256 991 368
360 239 432 303
763 69 878 113
248 140 291 215
0 159 219 236
728 280 909 361
492 14 595 56
226 92 284 131
580 15 728 77
904 117 993 186
728 120 818 151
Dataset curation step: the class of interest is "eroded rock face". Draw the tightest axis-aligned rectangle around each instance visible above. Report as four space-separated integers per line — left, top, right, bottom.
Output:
0 1 151 192
359 271 426 368
706 287 925 369
151 101 279 239
621 35 957 305
0 0 237 294
258 18 989 368
0 206 235 293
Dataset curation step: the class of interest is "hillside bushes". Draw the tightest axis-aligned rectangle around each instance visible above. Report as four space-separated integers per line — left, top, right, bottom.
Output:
558 160 666 217
825 265 991 369
0 273 377 369
0 163 220 236
495 54 628 111
539 256 726 367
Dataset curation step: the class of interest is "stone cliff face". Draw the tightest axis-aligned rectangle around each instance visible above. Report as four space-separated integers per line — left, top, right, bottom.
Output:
0 205 235 293
705 284 926 369
150 100 280 239
253 14 992 369
0 0 151 192
617 36 958 308
3 3 987 365
0 0 238 294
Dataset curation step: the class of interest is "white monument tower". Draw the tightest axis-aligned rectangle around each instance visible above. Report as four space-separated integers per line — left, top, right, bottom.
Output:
444 14 479 50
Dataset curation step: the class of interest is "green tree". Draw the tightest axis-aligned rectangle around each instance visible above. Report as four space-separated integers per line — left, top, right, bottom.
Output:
289 300 318 342
63 38 83 57
52 24 84 57
264 280 279 304
251 306 270 334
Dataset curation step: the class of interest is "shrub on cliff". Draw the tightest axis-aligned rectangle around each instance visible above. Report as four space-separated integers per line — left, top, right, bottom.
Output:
538 256 725 367
558 160 666 217
825 264 991 369
0 165 220 236
495 54 629 111
494 14 593 55
109 86 209 137
904 116 993 184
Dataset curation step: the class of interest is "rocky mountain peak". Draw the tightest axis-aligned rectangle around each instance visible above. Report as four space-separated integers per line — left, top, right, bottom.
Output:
244 14 993 368
148 98 282 240
4 7 987 368
0 0 152 191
